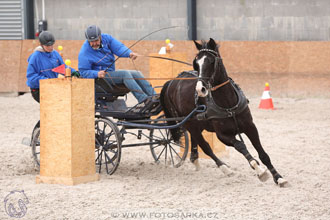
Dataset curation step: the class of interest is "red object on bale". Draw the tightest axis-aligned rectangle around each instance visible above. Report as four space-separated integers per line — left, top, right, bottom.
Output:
52 64 65 75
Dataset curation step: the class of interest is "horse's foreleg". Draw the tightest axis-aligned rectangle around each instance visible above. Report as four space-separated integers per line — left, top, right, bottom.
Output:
244 123 289 187
235 139 270 182
217 131 268 181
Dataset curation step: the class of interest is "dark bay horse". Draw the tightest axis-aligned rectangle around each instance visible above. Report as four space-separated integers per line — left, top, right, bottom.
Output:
160 38 288 187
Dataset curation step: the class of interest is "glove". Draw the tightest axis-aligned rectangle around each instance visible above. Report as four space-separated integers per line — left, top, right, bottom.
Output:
72 71 80 78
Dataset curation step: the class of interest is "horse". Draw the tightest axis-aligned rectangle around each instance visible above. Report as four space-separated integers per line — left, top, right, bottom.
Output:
160 38 288 187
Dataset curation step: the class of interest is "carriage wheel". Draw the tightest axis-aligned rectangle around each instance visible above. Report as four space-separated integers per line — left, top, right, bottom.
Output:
149 116 189 168
95 117 122 175
31 127 40 167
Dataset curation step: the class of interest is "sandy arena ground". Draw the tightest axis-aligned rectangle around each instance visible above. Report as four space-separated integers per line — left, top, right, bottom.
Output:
0 92 329 220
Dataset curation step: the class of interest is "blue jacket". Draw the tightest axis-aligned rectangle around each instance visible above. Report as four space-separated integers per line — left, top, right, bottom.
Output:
26 47 75 89
78 34 132 78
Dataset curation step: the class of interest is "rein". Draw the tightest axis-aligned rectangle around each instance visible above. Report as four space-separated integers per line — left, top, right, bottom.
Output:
210 79 230 91
104 26 182 72
142 55 192 66
103 76 201 81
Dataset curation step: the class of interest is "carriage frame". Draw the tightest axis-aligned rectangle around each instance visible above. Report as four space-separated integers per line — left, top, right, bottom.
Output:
30 77 205 175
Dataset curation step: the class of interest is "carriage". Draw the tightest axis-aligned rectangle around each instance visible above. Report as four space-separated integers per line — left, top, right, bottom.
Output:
29 77 205 175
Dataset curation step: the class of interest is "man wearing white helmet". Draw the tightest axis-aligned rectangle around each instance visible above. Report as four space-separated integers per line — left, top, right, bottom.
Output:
78 25 156 104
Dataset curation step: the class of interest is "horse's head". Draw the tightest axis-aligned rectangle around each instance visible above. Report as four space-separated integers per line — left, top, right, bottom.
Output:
193 38 221 97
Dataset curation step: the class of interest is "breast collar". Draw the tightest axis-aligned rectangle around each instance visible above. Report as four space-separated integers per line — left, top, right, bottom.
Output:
197 78 249 120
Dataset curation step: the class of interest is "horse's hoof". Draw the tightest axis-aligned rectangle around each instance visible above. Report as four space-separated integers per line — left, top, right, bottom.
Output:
258 170 270 182
220 165 234 176
277 178 290 188
193 160 201 171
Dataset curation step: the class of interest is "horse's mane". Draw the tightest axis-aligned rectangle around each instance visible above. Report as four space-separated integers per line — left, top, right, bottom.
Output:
177 71 198 78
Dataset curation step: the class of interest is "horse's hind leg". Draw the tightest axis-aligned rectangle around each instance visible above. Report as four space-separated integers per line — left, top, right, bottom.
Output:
188 128 233 176
244 123 288 187
190 137 200 171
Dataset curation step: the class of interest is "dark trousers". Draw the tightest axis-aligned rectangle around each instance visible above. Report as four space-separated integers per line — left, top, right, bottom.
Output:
30 88 40 135
31 88 40 103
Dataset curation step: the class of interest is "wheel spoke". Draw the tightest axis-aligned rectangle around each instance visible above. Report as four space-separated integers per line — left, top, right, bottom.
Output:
104 130 114 146
156 146 166 161
169 140 185 148
164 145 168 165
104 150 116 167
169 144 182 160
107 148 117 154
154 128 166 140
95 149 102 163
150 134 163 141
102 122 106 141
104 150 109 173
98 150 103 173
151 143 162 150
95 136 102 146
169 145 175 166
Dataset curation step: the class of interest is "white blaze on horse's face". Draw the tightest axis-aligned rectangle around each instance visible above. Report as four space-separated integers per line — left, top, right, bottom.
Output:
197 55 207 78
195 55 208 97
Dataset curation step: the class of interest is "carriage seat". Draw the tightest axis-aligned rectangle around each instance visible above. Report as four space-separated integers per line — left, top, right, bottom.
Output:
95 78 130 102
94 78 131 112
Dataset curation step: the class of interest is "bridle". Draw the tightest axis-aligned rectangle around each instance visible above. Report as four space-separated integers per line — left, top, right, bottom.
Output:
195 48 229 92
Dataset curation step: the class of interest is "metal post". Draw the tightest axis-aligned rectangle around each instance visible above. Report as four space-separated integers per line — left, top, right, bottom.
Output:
42 0 45 20
24 0 35 39
187 0 197 40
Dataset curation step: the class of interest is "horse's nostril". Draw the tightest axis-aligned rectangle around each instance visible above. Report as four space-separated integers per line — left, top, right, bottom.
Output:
200 86 208 96
196 81 208 97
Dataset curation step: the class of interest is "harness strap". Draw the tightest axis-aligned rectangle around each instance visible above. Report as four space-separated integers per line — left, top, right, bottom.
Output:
210 79 230 91
231 112 245 143
199 48 218 56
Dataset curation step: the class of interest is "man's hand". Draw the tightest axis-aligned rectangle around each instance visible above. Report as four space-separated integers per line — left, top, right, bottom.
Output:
129 52 139 60
98 70 106 78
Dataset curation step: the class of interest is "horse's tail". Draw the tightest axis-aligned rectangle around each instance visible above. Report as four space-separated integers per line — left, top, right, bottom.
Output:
160 80 182 143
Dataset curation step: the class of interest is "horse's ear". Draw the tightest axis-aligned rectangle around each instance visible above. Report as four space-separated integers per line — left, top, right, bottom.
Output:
208 38 217 50
193 40 202 51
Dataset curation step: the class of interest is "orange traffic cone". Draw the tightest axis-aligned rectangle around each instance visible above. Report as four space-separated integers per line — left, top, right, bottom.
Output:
258 82 274 110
